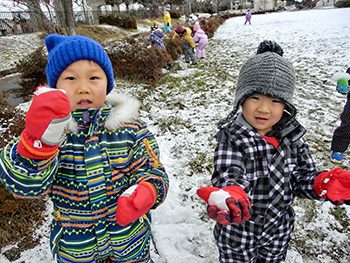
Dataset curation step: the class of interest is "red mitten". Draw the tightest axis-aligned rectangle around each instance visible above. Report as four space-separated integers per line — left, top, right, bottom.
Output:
17 86 71 159
197 186 252 225
116 182 157 226
314 168 350 206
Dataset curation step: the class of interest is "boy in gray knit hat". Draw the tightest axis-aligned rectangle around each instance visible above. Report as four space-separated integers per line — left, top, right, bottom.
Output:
197 40 350 263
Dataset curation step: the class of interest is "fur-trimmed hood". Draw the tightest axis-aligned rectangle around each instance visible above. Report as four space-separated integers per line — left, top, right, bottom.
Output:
69 93 141 133
104 92 141 130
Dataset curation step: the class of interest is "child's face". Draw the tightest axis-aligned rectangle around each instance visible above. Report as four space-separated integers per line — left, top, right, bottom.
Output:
56 60 108 112
242 94 284 136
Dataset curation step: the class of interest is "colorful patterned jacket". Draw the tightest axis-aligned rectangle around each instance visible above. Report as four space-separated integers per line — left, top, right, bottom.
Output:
147 29 166 51
0 93 169 263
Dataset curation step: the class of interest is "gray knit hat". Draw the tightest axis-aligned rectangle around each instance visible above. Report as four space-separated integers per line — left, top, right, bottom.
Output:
215 40 296 142
234 46 295 112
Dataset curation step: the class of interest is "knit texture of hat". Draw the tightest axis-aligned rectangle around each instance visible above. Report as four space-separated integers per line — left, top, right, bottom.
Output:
215 41 296 143
234 44 295 113
45 34 114 95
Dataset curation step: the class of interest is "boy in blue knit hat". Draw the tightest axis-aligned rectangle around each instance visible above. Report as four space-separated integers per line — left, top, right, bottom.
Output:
197 40 350 263
0 34 169 263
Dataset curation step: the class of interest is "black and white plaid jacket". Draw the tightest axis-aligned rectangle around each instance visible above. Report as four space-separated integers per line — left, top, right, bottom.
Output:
211 113 323 262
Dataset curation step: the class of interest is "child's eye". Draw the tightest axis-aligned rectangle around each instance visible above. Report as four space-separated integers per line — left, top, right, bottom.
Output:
272 99 282 103
251 96 260 100
66 77 75 80
90 76 99 80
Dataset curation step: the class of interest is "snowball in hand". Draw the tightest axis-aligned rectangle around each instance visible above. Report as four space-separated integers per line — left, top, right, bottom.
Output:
208 189 231 211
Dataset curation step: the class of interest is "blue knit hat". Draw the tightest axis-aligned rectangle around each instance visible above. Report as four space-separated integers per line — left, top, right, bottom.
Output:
45 34 114 94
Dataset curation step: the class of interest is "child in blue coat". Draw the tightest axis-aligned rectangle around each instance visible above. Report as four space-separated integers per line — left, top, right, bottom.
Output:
0 34 169 263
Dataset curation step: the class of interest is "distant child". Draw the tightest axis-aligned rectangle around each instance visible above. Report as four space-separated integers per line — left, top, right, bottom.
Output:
163 10 172 32
151 20 158 32
173 25 197 65
330 67 350 163
245 9 252 25
147 28 173 69
197 40 350 262
148 27 166 51
193 24 208 60
0 34 169 263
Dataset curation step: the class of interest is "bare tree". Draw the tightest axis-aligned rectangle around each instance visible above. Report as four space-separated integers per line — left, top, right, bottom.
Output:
54 0 76 35
8 0 76 35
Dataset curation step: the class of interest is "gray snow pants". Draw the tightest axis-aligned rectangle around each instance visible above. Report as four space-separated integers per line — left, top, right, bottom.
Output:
181 39 197 64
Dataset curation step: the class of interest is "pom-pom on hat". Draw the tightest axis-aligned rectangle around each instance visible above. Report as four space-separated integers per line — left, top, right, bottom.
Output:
151 21 158 32
193 24 200 32
175 25 184 34
45 34 114 95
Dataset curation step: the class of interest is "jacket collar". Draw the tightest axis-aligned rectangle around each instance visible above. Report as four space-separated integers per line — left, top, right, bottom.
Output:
232 112 306 142
68 93 141 133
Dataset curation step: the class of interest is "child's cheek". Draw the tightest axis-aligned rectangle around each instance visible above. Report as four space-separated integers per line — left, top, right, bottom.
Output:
68 100 77 112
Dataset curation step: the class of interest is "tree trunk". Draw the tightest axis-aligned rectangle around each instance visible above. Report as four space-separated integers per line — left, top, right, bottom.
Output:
62 0 76 35
54 0 76 35
24 0 60 34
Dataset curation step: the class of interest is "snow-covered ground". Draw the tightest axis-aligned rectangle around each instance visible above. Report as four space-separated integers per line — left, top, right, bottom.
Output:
1 7 350 263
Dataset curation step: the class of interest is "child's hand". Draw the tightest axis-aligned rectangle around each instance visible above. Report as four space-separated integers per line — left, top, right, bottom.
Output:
17 86 71 159
197 186 252 225
314 168 350 206
116 182 157 226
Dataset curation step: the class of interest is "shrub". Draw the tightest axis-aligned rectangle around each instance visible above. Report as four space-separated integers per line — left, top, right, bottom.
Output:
106 35 170 83
335 0 350 7
0 92 46 257
99 13 137 29
198 16 226 38
169 10 182 19
164 34 183 61
15 46 47 102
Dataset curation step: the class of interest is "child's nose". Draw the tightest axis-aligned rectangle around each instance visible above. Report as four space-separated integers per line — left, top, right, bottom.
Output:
77 81 91 93
257 101 269 112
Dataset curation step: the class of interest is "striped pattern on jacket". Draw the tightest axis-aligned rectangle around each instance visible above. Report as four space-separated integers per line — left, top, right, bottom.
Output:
0 93 169 263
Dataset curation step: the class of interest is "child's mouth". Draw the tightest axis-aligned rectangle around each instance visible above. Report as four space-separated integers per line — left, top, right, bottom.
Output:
78 100 92 107
255 117 268 122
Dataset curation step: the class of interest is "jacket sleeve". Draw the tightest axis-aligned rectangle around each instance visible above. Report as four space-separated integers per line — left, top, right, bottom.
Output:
128 122 169 209
193 33 199 43
184 33 196 48
211 142 249 191
0 138 59 199
292 138 323 200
